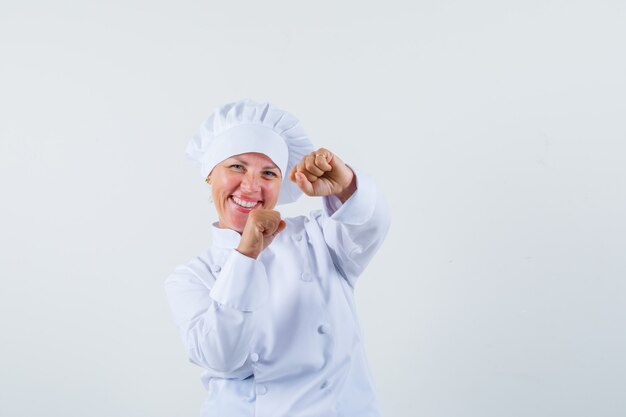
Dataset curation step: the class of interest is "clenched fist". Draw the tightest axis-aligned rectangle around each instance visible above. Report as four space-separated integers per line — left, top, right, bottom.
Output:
289 148 356 203
237 209 286 259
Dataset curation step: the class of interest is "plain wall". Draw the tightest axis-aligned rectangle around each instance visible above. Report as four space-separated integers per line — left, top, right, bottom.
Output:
1 1 625 416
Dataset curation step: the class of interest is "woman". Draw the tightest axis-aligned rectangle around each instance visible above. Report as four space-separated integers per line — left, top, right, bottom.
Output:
165 99 391 417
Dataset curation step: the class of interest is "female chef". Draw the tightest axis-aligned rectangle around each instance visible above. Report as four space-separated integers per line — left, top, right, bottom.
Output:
165 99 391 417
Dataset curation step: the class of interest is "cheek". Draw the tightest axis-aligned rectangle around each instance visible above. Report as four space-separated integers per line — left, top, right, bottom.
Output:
215 176 240 195
265 182 282 204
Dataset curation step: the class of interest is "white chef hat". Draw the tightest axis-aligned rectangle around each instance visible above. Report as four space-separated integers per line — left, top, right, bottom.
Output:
185 99 315 205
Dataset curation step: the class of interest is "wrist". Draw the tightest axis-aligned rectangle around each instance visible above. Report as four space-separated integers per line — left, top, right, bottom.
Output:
336 171 357 203
236 245 260 260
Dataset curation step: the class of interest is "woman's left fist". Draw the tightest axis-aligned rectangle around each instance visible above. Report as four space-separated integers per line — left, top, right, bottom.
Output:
289 148 356 203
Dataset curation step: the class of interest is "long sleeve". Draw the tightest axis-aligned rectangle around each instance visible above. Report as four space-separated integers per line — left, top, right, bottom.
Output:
164 249 269 377
316 168 391 288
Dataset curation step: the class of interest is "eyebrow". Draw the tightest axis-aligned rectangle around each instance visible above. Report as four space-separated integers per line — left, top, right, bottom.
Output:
230 157 278 170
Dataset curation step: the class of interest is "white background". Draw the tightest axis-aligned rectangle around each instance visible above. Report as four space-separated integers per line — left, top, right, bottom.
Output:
1 1 625 416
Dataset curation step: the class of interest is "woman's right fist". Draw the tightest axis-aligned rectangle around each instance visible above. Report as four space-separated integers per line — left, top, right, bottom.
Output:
236 209 286 259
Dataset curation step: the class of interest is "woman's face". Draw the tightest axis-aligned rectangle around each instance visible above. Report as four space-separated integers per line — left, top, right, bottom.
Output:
209 152 282 233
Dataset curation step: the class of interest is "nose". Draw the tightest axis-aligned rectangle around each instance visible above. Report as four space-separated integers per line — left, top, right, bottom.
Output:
240 172 261 194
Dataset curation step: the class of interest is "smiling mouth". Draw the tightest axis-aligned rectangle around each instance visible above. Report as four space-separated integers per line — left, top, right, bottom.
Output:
231 196 260 209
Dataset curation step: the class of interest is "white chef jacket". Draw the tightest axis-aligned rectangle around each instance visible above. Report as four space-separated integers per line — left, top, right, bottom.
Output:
165 169 391 417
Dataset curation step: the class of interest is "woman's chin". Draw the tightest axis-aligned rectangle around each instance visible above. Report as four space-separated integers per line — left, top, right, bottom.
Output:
222 213 248 233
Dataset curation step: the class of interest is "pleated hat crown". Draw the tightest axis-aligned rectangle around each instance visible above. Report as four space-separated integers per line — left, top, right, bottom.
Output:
185 99 315 205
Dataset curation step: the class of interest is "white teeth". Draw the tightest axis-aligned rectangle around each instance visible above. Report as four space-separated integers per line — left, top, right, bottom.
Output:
232 196 258 208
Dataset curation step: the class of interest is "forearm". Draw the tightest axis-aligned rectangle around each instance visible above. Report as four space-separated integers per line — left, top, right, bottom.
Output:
321 169 391 284
165 250 270 374
183 303 255 374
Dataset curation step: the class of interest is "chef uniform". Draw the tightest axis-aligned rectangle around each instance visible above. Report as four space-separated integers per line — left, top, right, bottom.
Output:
165 100 391 417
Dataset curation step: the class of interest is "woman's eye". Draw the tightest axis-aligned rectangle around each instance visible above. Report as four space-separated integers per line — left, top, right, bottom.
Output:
230 164 244 170
264 171 278 177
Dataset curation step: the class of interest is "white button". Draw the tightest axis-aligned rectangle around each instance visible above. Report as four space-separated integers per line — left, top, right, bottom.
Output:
257 384 268 395
250 352 259 363
317 324 330 334
212 265 221 273
292 234 303 242
320 380 329 389
301 272 313 282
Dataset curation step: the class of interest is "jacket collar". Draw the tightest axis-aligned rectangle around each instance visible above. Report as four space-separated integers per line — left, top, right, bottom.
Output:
210 222 242 249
